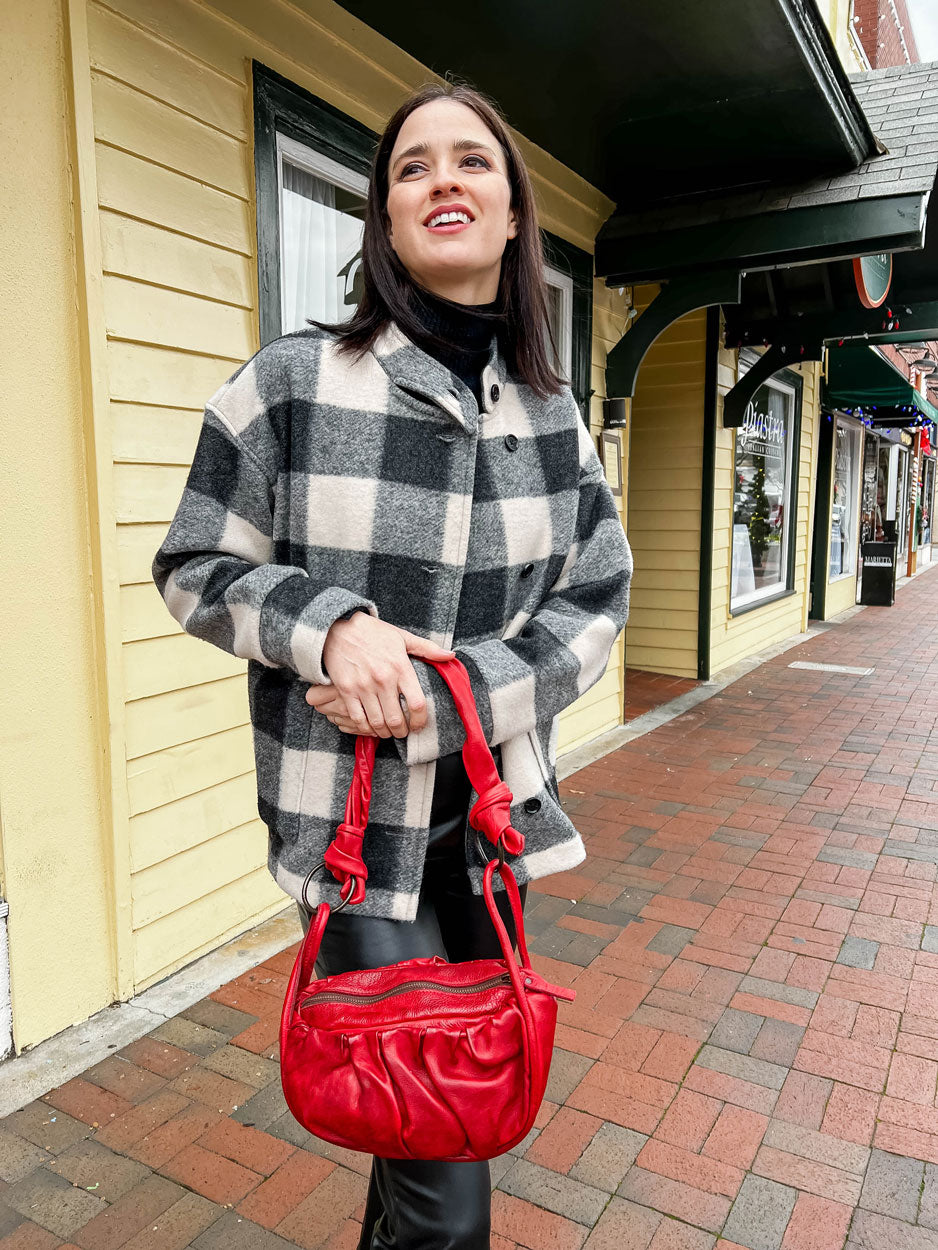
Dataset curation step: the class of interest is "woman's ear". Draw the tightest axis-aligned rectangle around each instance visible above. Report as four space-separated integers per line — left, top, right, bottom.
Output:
507 212 518 240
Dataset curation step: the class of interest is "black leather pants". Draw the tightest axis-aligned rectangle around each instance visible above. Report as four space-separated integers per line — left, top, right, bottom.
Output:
296 743 527 1250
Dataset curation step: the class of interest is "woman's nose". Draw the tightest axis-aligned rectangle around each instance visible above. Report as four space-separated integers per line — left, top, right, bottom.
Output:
430 173 464 198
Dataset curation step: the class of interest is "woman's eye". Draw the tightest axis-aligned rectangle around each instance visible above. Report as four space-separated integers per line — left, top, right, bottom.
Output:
399 155 489 178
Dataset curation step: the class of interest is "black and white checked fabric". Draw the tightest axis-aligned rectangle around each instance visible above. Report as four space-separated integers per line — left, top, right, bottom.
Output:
152 321 632 921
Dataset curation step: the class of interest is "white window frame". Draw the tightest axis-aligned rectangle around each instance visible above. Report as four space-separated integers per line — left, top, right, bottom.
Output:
543 261 573 384
730 369 797 612
829 418 863 583
276 132 369 334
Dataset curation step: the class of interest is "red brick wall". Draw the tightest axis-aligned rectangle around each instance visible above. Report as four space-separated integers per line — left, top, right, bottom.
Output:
877 342 938 406
854 0 921 67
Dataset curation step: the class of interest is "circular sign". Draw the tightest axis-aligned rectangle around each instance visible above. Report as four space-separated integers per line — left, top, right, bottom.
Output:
853 253 893 309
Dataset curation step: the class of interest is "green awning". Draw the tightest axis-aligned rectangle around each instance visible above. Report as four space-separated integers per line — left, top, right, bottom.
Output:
824 344 938 423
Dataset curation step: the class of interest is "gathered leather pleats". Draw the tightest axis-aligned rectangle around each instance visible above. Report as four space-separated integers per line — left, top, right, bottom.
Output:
295 742 526 1249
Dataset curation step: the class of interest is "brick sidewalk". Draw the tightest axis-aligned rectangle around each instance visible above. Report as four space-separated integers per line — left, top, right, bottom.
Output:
4 570 938 1249
624 669 700 722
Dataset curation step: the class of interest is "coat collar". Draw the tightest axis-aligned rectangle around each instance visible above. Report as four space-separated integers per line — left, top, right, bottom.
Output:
369 320 509 435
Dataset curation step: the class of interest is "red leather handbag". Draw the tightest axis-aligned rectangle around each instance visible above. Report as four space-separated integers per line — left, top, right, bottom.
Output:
279 656 576 1162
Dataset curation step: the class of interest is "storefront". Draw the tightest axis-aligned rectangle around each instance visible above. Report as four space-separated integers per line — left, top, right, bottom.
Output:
823 343 938 590
598 55 938 674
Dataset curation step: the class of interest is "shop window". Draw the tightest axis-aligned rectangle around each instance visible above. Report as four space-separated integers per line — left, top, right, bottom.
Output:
921 456 935 548
829 420 862 581
731 359 800 612
898 446 910 554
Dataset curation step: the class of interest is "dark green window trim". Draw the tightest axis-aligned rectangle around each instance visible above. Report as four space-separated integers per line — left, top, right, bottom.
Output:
809 410 835 620
698 307 720 680
727 355 804 618
542 231 593 427
253 61 378 347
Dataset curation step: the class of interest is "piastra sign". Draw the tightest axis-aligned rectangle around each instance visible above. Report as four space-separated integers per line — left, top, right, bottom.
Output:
740 398 786 464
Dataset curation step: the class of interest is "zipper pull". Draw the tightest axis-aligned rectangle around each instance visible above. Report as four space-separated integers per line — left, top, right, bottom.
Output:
524 975 576 1002
549 985 577 1002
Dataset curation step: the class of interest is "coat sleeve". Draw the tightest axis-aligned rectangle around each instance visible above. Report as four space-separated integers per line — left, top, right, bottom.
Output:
393 411 632 766
152 397 380 685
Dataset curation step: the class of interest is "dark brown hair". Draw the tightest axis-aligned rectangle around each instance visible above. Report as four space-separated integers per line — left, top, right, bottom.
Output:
307 80 565 399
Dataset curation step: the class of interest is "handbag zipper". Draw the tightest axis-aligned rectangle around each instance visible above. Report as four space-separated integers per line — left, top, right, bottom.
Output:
300 971 513 1009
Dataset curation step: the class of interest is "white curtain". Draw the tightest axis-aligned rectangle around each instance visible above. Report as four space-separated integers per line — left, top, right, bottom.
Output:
281 160 339 333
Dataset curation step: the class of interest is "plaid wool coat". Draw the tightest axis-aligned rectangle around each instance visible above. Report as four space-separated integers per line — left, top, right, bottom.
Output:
152 319 633 921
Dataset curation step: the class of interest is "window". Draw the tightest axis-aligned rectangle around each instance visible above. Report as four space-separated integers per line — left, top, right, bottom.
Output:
278 135 367 334
829 420 862 580
544 262 573 383
731 361 799 611
254 63 377 345
542 232 592 426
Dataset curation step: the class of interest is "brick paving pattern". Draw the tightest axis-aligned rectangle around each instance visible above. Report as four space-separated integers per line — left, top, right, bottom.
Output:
625 669 700 722
3 569 938 1247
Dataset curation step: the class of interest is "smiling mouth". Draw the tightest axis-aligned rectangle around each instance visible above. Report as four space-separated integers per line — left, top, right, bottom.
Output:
425 211 474 232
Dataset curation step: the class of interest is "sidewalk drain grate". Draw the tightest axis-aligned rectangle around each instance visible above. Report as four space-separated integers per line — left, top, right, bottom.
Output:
788 662 874 676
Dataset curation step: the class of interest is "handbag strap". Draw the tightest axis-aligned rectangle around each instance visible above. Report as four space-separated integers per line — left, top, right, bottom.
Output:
293 657 531 991
313 657 525 909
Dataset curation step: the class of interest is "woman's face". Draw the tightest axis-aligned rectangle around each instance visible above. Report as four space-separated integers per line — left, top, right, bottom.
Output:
385 99 518 305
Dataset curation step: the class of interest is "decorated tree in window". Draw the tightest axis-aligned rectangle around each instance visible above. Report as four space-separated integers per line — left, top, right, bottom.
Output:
746 463 772 567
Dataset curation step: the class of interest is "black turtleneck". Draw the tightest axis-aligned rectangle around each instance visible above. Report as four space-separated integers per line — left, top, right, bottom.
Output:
407 286 504 408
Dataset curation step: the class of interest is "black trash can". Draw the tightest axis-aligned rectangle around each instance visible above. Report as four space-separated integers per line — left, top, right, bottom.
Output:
860 541 898 606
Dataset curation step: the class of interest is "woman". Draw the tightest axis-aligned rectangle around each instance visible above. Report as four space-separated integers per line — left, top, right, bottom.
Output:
153 80 631 1249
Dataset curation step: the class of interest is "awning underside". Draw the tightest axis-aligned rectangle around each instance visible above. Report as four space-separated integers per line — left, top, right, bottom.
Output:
335 0 874 206
824 344 938 424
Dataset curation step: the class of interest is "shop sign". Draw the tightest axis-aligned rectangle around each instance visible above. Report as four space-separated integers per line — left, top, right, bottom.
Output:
853 253 893 309
740 400 786 465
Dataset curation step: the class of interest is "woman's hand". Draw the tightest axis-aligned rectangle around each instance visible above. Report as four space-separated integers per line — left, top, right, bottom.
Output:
307 614 455 738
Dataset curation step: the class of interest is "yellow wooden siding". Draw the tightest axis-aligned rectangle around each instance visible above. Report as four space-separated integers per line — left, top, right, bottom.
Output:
826 569 859 617
623 294 706 677
708 338 821 675
84 0 628 990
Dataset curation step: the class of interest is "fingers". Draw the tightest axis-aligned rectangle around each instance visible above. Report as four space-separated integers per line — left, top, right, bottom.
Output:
397 628 456 660
377 685 409 739
397 668 428 734
305 684 341 710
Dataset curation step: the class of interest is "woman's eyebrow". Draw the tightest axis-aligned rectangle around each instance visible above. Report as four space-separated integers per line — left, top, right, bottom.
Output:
391 138 498 171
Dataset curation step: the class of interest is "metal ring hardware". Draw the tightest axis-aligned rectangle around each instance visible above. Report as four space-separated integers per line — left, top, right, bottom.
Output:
301 860 358 913
474 828 507 868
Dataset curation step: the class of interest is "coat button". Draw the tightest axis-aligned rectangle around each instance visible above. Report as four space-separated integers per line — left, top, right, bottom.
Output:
490 383 500 403
523 798 541 814
520 563 534 578
504 433 518 451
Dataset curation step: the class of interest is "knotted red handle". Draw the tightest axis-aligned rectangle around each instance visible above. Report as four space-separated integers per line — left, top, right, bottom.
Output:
314 657 524 905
